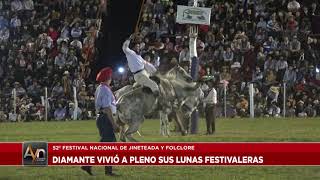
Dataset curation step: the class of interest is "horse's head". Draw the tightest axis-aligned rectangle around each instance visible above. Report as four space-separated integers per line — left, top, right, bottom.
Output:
165 65 193 83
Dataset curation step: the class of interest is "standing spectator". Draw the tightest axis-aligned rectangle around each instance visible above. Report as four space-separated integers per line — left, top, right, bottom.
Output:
283 66 297 88
289 35 301 62
10 14 21 39
0 16 8 30
73 73 85 91
62 71 72 97
203 79 217 135
275 56 288 81
51 82 64 98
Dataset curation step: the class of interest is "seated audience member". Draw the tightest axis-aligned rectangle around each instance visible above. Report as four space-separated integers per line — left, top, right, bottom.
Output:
54 103 66 121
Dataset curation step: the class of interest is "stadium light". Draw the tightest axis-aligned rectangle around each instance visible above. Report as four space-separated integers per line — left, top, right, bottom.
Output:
316 68 319 73
118 67 125 74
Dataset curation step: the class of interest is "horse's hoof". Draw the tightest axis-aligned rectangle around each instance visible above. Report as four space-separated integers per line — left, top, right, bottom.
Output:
181 131 187 136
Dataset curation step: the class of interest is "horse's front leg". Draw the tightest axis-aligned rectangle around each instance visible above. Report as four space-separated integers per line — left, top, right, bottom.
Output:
124 116 144 142
119 125 126 142
174 110 187 136
159 111 170 136
159 111 165 136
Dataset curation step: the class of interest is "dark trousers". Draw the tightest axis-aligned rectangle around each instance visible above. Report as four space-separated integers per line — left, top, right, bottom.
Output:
97 113 116 174
205 104 216 134
83 113 116 174
96 113 116 142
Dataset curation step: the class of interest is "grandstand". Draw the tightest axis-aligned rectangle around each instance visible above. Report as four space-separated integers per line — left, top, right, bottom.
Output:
0 0 319 122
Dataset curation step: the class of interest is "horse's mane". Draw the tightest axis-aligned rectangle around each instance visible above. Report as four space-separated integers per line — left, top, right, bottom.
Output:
156 65 187 80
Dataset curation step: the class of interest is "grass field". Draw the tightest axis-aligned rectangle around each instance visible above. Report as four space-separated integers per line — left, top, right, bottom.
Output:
0 118 320 180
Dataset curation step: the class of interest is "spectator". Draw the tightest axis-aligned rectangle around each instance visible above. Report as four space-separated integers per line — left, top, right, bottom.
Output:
11 0 23 12
54 103 66 121
267 101 281 117
236 95 248 117
275 56 288 81
296 100 307 117
223 47 234 65
289 35 301 61
283 66 297 88
52 82 64 98
179 46 190 63
12 82 26 97
62 71 72 97
257 17 267 30
54 53 66 69
71 22 82 38
69 103 82 120
0 27 9 42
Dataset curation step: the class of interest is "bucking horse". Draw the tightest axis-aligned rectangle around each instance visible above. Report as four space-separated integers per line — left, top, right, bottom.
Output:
114 65 203 142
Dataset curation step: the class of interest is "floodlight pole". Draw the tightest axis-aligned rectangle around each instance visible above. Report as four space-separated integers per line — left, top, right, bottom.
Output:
249 83 254 118
189 0 199 79
224 85 227 118
73 87 78 120
45 87 48 122
283 83 286 117
13 88 17 122
190 0 199 134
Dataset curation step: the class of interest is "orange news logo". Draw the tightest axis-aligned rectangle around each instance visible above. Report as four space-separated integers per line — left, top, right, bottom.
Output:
23 142 47 165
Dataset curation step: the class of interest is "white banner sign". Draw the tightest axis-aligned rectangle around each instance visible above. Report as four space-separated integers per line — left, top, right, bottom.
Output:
176 5 211 25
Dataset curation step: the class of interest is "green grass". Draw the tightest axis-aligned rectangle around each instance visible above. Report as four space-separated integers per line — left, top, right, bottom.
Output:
0 118 320 180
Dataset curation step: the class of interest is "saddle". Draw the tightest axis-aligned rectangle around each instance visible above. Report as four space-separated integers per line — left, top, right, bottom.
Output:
150 76 161 85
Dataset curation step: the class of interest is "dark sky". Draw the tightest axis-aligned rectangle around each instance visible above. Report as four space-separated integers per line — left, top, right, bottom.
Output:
95 0 188 71
97 0 141 69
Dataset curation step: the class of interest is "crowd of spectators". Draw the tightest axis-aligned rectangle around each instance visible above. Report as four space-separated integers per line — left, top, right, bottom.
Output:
113 0 320 118
0 0 103 121
1 0 320 122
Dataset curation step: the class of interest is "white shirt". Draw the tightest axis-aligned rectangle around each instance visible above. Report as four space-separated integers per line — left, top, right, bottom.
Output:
179 49 190 62
10 18 21 28
23 0 34 10
203 88 217 105
70 40 82 49
144 61 157 75
122 39 145 73
0 28 9 41
11 0 23 12
201 83 209 91
275 60 288 71
60 26 70 39
71 27 82 38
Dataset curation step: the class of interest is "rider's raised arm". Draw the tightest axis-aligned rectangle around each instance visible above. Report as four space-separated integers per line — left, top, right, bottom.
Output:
122 34 135 55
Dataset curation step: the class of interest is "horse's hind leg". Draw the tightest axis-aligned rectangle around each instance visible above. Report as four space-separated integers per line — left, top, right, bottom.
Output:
174 110 187 136
125 122 140 142
119 125 127 142
159 111 170 136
